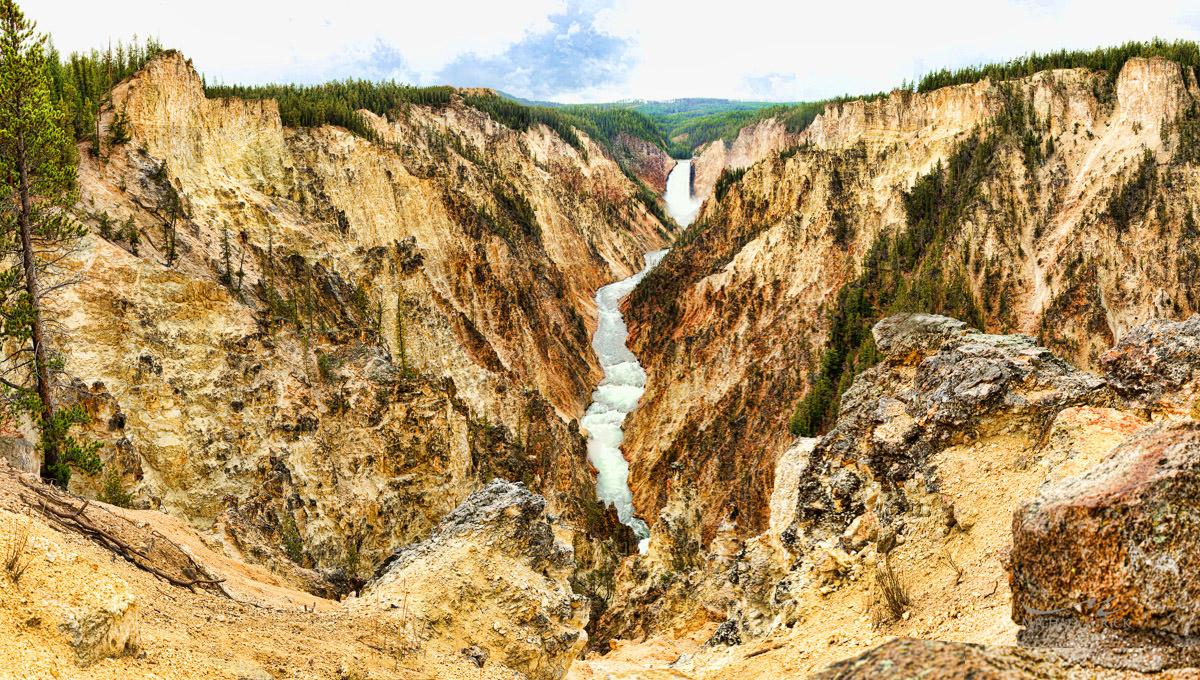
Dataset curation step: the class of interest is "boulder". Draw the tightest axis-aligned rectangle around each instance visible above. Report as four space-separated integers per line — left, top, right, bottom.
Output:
808 638 1073 679
1011 421 1200 669
0 438 36 474
789 313 1118 540
871 312 971 364
59 592 139 666
1102 315 1200 418
353 479 587 680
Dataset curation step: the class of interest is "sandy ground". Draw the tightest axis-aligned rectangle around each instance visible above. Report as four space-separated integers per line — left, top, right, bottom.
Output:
570 407 1151 679
0 466 519 680
0 406 1161 680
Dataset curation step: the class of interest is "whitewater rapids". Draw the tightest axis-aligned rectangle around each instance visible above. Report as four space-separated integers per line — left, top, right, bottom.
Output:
582 160 699 552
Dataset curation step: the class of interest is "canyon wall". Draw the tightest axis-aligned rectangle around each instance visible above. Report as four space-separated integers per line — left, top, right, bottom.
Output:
47 51 670 590
622 58 1200 547
610 132 677 194
690 117 801 199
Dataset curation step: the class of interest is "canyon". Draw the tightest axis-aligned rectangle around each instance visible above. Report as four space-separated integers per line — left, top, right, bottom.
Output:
3 44 1200 680
622 56 1200 548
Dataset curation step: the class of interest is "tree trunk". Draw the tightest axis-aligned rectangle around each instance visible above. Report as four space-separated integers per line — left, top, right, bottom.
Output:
16 136 58 480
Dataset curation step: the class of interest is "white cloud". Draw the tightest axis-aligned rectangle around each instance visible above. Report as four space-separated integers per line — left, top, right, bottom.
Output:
595 0 1200 101
24 0 1200 100
27 0 564 84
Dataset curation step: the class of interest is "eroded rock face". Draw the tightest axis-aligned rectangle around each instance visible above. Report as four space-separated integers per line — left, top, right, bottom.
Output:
623 57 1200 553
355 479 587 680
690 118 799 200
53 50 662 591
611 133 677 194
791 313 1119 540
1102 315 1200 418
870 313 970 362
589 481 721 648
665 315 1136 654
1011 421 1200 645
808 638 1077 680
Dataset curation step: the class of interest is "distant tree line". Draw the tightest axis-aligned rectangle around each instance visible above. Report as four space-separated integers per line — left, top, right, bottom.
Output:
209 79 665 159
634 99 782 154
208 81 456 142
653 94 888 159
664 108 762 156
463 96 668 154
560 104 666 148
916 39 1200 93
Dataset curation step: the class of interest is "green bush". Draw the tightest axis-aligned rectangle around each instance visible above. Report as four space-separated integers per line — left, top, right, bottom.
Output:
280 515 303 564
317 352 335 381
96 469 133 508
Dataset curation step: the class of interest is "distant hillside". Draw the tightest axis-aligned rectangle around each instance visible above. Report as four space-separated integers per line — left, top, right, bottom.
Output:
571 98 794 158
491 94 868 160
495 89 561 108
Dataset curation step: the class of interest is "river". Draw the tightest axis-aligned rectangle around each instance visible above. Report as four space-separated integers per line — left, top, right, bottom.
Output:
581 160 700 552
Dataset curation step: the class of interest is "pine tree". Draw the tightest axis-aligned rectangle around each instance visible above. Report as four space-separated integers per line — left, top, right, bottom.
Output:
0 0 100 486
395 291 407 373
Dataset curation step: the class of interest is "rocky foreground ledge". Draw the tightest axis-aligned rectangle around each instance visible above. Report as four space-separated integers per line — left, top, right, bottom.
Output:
1011 420 1200 671
350 479 589 680
575 313 1200 679
6 314 1200 679
779 314 1200 678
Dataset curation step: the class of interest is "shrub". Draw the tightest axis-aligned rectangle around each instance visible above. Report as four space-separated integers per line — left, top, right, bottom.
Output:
97 469 134 508
106 109 131 146
2 515 32 584
280 514 303 564
326 390 350 414
317 352 335 381
97 211 113 239
870 558 912 626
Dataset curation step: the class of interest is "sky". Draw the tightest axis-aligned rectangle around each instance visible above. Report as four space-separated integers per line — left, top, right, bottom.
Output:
24 0 1200 103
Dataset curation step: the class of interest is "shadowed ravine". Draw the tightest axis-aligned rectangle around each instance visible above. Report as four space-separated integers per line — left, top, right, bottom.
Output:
582 160 698 551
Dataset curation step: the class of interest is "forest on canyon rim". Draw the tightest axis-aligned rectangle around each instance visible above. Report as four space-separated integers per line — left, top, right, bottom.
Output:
3 0 1200 677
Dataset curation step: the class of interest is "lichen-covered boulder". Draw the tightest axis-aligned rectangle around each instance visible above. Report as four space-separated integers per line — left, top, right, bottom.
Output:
871 312 971 364
808 638 1073 680
790 313 1119 539
353 479 587 680
1102 315 1200 418
60 592 139 666
1011 422 1200 658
